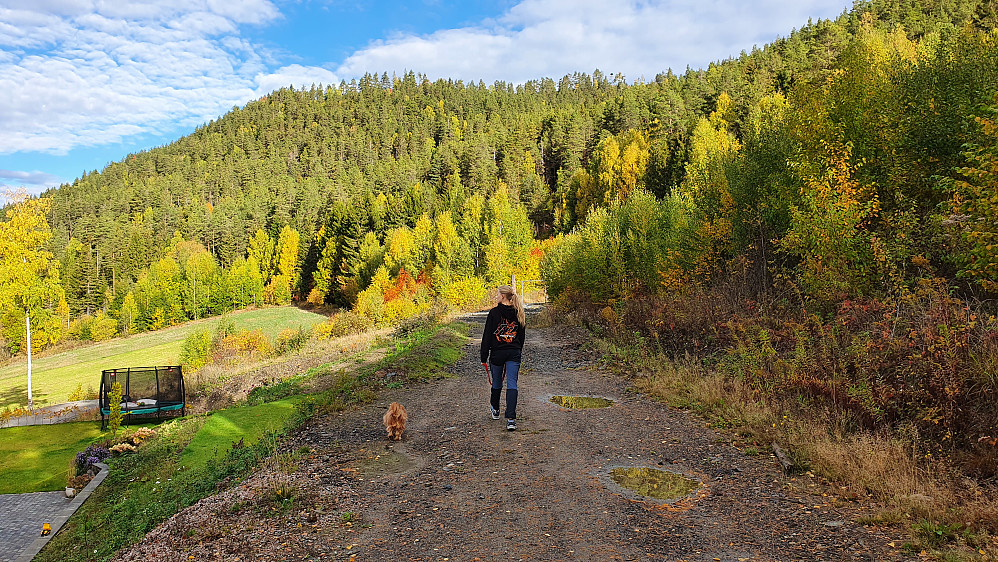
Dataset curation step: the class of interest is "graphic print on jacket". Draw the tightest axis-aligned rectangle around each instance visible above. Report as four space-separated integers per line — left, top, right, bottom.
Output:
495 317 518 343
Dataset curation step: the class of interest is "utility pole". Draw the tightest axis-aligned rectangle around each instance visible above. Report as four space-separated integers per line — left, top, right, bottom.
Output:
26 310 32 410
22 254 33 410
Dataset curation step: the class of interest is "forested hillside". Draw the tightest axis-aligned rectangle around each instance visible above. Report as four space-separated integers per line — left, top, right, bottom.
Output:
3 0 996 374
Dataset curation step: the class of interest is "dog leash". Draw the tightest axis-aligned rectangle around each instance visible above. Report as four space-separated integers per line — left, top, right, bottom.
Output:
483 363 507 387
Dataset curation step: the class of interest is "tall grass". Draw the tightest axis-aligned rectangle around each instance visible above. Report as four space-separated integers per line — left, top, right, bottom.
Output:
590 291 998 557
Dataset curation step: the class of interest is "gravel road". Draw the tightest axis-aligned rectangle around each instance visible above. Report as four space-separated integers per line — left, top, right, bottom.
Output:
116 313 915 561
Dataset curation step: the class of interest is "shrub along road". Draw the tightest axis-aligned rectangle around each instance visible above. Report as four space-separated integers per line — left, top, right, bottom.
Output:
115 313 913 561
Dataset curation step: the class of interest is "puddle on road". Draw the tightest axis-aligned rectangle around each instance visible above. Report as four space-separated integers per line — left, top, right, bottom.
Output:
550 395 615 409
357 449 414 477
607 467 700 501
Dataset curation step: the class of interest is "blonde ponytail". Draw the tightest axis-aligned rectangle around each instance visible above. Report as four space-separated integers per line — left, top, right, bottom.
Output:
498 285 526 326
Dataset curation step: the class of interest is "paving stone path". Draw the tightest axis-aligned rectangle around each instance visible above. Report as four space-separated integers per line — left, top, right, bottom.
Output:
0 462 108 562
0 491 72 561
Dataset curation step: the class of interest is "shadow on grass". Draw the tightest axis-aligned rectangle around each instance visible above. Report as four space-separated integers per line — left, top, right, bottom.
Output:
0 383 48 409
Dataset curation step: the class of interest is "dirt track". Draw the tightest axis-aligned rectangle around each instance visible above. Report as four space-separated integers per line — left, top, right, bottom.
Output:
117 313 915 561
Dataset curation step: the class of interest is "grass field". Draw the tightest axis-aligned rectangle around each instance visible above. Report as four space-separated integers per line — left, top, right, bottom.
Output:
0 422 105 494
0 399 298 495
0 307 326 410
180 398 298 470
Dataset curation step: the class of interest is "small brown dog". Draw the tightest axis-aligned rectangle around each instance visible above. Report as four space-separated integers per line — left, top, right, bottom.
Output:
383 402 407 441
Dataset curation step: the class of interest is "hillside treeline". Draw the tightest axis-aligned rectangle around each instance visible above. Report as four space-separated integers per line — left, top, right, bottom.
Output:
2 0 996 368
543 3 998 463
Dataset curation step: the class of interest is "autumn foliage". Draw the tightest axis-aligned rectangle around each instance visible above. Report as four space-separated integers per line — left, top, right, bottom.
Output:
542 20 998 480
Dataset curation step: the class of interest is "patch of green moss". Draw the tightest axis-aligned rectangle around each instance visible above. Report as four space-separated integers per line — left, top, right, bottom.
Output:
550 395 615 409
609 467 699 500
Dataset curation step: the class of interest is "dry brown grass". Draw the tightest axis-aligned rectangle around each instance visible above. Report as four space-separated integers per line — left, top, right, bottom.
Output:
626 351 773 431
185 328 391 414
524 304 571 329
612 343 998 558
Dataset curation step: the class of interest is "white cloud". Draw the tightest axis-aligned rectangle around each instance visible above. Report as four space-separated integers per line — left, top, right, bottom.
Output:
254 64 340 97
0 0 855 159
0 0 278 155
0 169 62 185
338 0 853 83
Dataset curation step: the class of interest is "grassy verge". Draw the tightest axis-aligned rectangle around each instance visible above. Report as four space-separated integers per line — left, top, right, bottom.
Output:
0 422 107 494
35 397 313 562
180 399 298 469
328 320 468 401
0 306 325 410
242 320 470 409
597 336 998 560
378 320 468 382
36 318 468 562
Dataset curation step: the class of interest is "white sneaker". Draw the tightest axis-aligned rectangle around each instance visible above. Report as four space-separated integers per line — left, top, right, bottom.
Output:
490 406 500 420
506 418 517 431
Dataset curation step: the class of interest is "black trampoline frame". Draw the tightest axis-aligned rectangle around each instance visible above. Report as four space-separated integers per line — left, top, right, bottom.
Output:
99 366 186 429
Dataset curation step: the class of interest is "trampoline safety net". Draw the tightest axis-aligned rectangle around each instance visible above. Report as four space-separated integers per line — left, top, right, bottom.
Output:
100 366 185 428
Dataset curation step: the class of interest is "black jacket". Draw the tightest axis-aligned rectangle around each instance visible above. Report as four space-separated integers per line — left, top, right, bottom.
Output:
480 303 525 364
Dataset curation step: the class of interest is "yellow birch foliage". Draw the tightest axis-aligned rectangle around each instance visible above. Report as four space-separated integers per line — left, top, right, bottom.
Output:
678 93 741 282
384 226 416 275
574 130 650 223
949 105 998 289
274 225 301 280
780 141 881 302
0 192 66 353
433 212 459 271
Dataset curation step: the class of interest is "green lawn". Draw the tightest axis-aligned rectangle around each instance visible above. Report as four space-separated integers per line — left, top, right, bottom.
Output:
0 422 105 494
0 398 298 495
180 398 298 469
0 307 326 410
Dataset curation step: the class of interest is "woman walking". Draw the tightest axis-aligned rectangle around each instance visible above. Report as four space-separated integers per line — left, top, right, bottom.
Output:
481 285 526 431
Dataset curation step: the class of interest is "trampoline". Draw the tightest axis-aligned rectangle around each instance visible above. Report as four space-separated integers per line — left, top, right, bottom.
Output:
99 366 186 429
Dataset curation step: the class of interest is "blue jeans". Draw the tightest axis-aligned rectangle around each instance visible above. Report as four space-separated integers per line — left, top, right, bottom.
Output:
489 361 519 419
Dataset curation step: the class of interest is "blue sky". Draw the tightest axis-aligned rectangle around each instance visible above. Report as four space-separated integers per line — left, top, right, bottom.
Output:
0 0 853 198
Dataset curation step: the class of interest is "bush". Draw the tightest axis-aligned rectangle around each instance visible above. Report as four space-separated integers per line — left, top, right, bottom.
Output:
609 274 998 455
216 330 272 357
383 298 424 326
67 314 93 341
107 382 123 436
89 311 118 342
179 329 213 370
109 442 136 454
391 311 438 340
265 274 292 305
66 311 119 342
354 286 385 323
75 444 110 475
275 326 310 355
314 311 374 340
306 287 325 306
68 383 98 401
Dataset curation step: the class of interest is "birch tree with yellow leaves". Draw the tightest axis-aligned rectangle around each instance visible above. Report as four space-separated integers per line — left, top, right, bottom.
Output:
0 191 67 407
